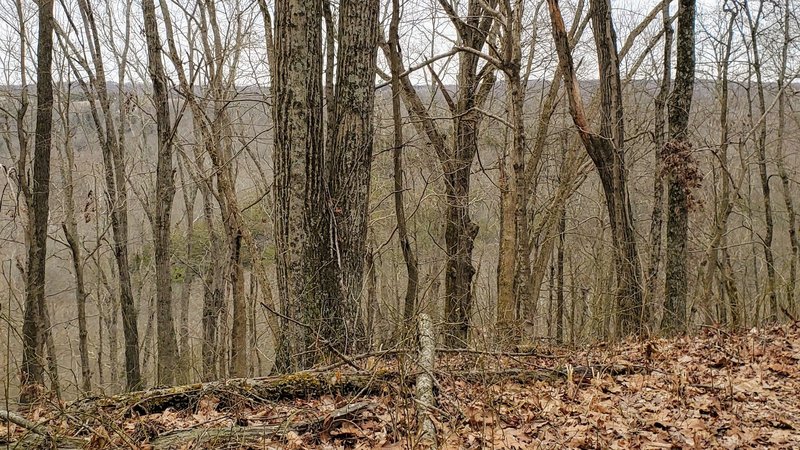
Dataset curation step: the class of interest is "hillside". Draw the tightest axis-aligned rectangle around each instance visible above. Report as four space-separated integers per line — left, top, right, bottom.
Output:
2 323 799 449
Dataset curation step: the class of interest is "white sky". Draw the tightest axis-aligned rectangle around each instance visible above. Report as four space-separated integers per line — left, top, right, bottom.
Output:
0 0 794 89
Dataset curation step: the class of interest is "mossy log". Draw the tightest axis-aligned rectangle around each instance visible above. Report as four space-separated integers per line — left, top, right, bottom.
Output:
67 364 644 417
68 371 402 416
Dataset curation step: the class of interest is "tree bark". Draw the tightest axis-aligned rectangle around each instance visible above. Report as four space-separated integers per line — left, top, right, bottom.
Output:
744 2 777 321
415 313 436 447
324 0 381 352
141 0 179 385
646 0 672 322
273 0 327 371
388 0 419 326
20 0 56 403
548 0 644 337
662 0 697 335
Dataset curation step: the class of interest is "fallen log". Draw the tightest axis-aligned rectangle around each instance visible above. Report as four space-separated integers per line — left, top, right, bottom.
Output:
0 408 52 437
69 371 402 416
67 364 646 418
0 408 86 449
415 313 436 447
150 401 371 449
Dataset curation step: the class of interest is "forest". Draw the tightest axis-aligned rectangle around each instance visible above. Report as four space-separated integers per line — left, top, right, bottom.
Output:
1 0 800 447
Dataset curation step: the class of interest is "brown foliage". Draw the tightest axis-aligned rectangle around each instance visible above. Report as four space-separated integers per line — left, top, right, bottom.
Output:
4 324 800 448
662 140 703 210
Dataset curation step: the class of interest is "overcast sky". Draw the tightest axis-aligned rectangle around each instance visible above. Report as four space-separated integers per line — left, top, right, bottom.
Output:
0 0 794 88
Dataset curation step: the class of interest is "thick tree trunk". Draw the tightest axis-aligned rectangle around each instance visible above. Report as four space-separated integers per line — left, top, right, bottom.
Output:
274 0 327 371
324 0 380 352
20 0 55 403
141 0 179 385
663 0 697 335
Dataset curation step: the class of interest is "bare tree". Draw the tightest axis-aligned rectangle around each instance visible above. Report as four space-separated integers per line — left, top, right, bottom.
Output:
20 0 56 403
662 0 698 334
702 4 741 327
64 0 142 390
387 0 419 325
56 81 91 392
646 0 672 319
775 0 797 315
548 0 644 337
388 0 497 347
140 0 178 385
743 0 777 321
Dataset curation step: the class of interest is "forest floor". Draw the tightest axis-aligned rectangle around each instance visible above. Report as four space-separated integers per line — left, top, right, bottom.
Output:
2 323 800 449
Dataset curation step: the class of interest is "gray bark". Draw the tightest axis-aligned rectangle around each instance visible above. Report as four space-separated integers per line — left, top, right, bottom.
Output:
20 0 56 403
662 0 697 334
141 0 179 385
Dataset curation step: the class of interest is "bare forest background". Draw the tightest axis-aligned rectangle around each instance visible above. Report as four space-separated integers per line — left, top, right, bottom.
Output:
0 0 799 403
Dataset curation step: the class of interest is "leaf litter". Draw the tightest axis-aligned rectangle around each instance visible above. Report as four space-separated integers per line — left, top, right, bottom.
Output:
2 323 800 448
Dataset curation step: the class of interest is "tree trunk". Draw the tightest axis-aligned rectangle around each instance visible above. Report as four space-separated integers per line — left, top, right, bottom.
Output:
72 0 142 390
646 1 672 322
388 0 419 327
20 0 55 403
496 0 530 344
556 206 566 343
324 0 380 352
497 157 516 334
662 0 697 335
386 0 495 348
442 0 495 347
273 0 327 371
57 96 92 393
200 180 224 380
774 0 795 317
744 2 776 322
548 0 643 337
176 155 197 383
702 9 736 325
141 0 179 386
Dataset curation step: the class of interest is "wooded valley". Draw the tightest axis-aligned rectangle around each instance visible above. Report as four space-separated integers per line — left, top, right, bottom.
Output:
1 0 799 447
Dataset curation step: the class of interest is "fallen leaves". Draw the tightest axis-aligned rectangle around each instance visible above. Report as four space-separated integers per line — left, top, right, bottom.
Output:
3 323 800 448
